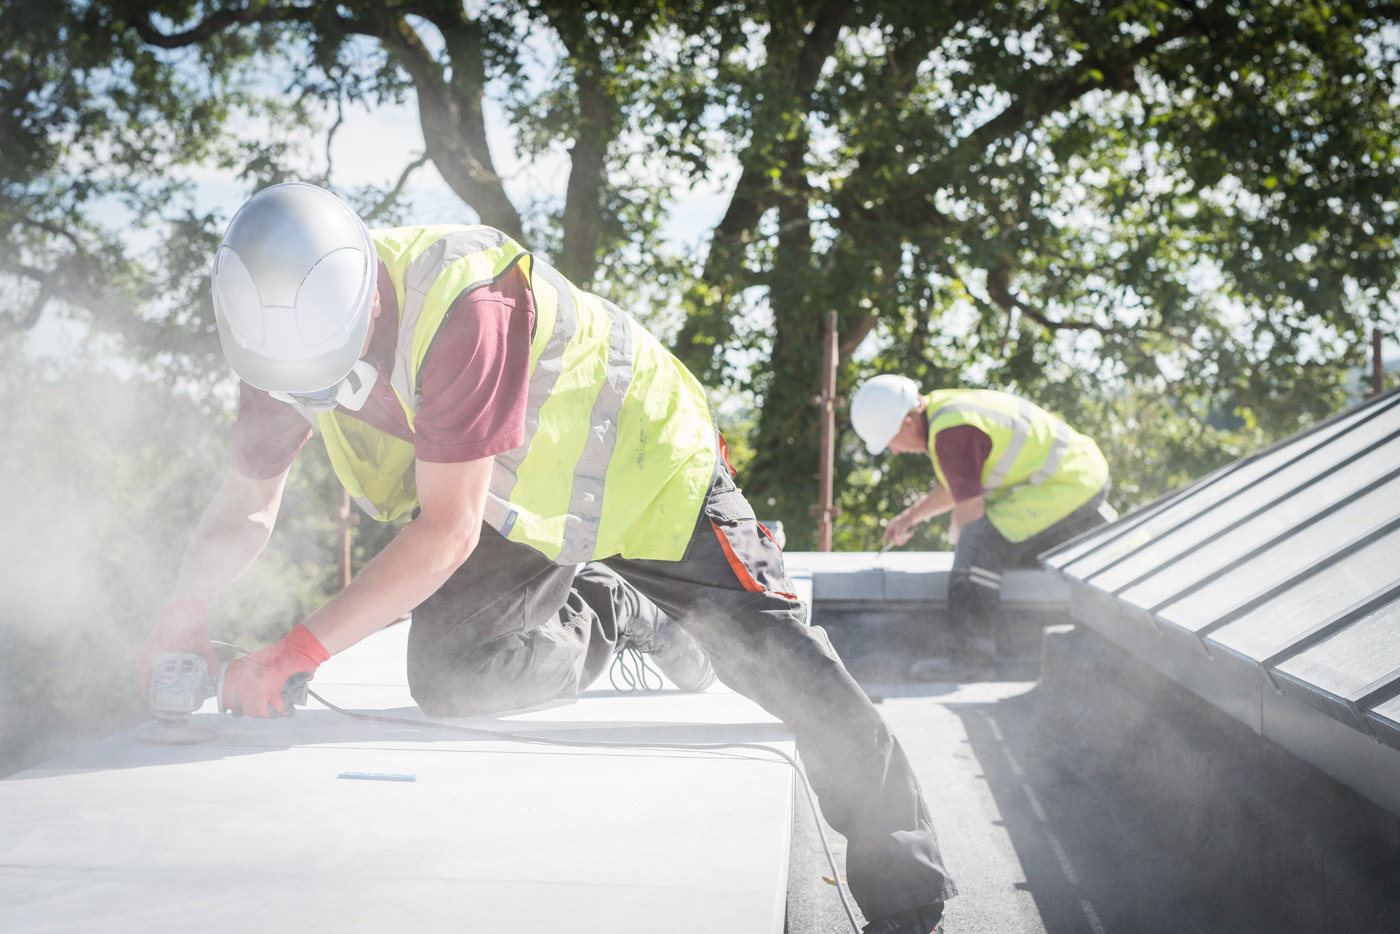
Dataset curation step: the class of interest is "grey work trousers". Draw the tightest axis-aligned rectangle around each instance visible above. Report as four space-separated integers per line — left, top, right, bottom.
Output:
948 483 1114 643
406 464 959 923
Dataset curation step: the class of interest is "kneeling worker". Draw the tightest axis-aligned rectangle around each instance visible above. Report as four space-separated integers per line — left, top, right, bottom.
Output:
138 184 956 934
851 375 1117 667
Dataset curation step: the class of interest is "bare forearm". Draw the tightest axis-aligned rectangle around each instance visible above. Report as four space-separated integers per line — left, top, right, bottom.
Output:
885 484 955 546
950 496 985 528
170 469 286 606
301 456 494 656
171 523 272 606
947 495 987 545
902 484 955 524
302 508 481 655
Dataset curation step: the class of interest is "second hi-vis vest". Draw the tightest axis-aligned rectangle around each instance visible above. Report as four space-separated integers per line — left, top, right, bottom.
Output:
315 225 717 564
924 389 1108 543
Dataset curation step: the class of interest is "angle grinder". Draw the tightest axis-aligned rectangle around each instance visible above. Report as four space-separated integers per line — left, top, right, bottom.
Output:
130 650 317 744
130 652 221 745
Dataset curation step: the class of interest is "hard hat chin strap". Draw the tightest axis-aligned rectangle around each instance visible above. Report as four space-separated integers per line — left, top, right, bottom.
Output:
269 358 378 413
334 359 378 411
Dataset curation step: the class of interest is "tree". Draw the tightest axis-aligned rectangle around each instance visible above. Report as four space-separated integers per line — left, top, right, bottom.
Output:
4 0 1399 549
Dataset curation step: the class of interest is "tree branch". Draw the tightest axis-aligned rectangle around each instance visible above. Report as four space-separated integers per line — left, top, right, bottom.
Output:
370 11 524 238
361 153 432 224
706 0 859 251
983 262 1187 341
963 16 1212 155
0 256 218 355
553 17 623 284
678 0 860 375
126 4 309 48
130 2 525 238
0 285 49 340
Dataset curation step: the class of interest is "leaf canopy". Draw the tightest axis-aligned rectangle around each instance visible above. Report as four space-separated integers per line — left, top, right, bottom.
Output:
3 0 1398 546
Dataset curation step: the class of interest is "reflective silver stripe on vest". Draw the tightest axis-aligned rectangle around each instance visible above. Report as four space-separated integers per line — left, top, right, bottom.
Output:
928 402 1025 492
552 273 635 565
485 259 635 564
931 399 1073 491
353 495 380 518
1028 419 1073 486
390 227 520 410
487 261 578 518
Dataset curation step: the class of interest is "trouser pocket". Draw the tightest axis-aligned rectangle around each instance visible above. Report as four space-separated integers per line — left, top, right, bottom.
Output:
704 489 796 599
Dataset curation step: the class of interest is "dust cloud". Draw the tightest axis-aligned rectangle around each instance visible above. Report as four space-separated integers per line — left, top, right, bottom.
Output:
0 347 342 776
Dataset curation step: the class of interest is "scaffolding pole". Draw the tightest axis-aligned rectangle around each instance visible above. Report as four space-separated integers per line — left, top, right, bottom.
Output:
810 310 841 551
1372 327 1386 398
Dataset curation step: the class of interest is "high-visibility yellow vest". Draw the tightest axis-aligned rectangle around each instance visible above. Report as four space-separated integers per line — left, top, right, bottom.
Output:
923 389 1108 542
315 225 717 564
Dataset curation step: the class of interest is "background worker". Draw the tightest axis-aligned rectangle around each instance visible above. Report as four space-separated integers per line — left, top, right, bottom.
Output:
851 374 1117 668
137 184 956 934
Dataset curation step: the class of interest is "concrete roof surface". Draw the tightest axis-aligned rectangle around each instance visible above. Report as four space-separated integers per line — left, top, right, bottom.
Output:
0 620 796 933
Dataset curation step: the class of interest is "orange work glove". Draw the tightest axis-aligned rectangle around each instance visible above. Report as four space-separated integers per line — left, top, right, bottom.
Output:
136 599 217 697
219 624 329 718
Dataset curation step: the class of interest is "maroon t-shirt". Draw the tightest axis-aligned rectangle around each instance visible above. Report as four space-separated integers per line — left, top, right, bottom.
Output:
230 260 535 478
932 424 993 502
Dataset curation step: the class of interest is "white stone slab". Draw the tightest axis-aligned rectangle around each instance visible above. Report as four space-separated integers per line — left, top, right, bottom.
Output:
0 621 795 934
785 551 1069 604
784 550 956 577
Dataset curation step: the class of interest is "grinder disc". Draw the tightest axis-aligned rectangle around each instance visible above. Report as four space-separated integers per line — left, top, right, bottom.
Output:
130 718 218 745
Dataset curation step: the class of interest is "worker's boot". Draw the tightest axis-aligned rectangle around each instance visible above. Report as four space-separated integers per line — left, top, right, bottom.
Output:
862 902 944 934
959 633 999 666
617 589 717 693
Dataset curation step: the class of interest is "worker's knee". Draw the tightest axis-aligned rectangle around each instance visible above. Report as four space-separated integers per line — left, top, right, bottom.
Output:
948 566 1002 633
409 625 586 717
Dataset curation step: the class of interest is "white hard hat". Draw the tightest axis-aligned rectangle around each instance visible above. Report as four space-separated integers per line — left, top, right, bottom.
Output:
850 374 923 454
212 182 376 393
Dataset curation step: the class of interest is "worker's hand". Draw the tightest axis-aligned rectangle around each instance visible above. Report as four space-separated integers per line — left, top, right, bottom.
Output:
947 519 962 546
136 599 218 697
220 624 329 718
948 495 985 547
883 512 918 548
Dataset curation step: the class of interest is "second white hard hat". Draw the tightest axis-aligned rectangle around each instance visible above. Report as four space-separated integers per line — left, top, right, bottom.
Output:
850 374 923 455
212 182 376 393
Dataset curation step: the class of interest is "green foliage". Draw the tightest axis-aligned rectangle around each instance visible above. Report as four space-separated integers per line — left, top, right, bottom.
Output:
4 0 1400 557
701 0 1398 546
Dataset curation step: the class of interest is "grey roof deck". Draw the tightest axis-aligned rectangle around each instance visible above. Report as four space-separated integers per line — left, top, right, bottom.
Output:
0 621 797 933
0 555 1090 934
7 542 1398 931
